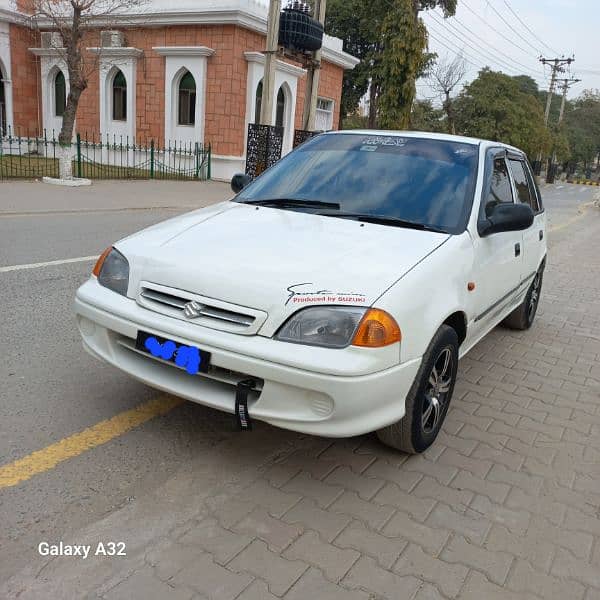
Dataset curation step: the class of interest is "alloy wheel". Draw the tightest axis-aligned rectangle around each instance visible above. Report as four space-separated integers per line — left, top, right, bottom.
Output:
422 347 454 434
528 273 541 323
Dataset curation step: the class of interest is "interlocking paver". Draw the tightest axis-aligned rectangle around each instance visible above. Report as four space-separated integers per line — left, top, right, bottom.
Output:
282 472 345 508
284 567 370 600
412 474 473 510
373 482 437 521
334 520 406 569
551 547 600 589
318 441 377 473
460 571 538 600
330 491 395 530
228 540 307 596
232 508 302 552
343 555 421 600
469 494 530 534
427 502 491 545
178 517 252 565
469 442 524 471
243 480 302 518
393 543 469 598
324 465 385 500
383 510 451 554
441 534 513 585
235 579 279 600
283 530 359 582
450 469 510 504
104 566 195 600
281 498 351 542
485 524 555 572
172 552 253 600
363 458 422 491
436 447 493 478
508 559 586 600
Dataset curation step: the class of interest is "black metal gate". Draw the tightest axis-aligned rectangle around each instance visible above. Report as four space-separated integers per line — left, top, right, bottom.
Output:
245 123 284 178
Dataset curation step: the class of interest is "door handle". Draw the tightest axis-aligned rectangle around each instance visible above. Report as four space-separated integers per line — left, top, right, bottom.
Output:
515 243 521 257
539 230 544 241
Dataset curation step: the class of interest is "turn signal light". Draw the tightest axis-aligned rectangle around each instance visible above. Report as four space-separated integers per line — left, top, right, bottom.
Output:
352 309 401 348
92 247 112 277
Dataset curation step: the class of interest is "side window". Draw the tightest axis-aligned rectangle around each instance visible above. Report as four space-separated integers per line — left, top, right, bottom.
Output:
482 156 513 219
509 158 539 212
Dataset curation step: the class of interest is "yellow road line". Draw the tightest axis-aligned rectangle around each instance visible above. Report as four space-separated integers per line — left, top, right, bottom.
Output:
0 395 184 489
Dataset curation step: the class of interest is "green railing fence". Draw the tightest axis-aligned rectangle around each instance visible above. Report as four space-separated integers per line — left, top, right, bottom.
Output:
0 127 211 181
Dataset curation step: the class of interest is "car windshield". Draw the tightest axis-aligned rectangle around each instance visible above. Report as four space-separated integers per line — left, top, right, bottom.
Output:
235 133 480 234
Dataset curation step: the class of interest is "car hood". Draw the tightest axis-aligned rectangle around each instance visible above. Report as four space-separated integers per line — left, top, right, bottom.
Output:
117 202 450 335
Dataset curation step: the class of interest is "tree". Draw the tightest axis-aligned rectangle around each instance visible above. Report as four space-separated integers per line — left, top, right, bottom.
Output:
28 0 145 178
410 99 445 132
429 54 466 133
453 68 551 158
563 90 600 174
326 0 457 130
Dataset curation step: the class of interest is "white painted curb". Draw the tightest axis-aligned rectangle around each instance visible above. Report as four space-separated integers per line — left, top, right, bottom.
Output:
42 177 92 187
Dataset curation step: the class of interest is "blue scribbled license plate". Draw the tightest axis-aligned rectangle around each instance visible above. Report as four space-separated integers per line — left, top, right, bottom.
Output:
136 331 211 375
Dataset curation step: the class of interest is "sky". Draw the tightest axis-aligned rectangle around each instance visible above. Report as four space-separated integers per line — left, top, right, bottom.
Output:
417 0 600 105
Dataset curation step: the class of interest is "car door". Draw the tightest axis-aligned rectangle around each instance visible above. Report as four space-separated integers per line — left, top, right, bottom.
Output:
469 150 524 338
507 154 546 282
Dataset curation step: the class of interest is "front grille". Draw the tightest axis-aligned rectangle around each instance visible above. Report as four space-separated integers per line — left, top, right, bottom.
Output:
137 282 267 335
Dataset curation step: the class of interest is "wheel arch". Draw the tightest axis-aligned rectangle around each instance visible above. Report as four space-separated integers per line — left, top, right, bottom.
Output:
441 311 468 347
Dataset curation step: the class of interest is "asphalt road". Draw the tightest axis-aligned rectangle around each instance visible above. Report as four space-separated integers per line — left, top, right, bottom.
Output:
0 180 597 584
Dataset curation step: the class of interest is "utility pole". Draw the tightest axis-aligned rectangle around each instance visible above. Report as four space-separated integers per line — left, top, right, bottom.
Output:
547 77 581 183
557 78 581 124
534 56 575 176
301 0 327 131
259 0 282 126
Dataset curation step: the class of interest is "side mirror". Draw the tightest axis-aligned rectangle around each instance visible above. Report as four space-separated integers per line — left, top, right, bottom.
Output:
479 203 534 237
231 173 252 194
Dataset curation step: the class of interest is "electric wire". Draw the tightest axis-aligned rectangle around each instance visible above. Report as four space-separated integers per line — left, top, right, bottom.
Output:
460 0 539 59
502 0 562 56
484 0 544 56
428 10 544 80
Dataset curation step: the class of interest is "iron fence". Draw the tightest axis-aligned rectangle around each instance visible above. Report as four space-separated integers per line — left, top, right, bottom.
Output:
0 127 211 181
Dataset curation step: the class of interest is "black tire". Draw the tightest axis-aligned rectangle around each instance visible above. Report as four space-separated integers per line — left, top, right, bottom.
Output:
376 325 459 454
502 267 544 331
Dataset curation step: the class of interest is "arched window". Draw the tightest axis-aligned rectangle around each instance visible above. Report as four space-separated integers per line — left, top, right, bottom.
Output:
178 70 196 126
112 70 127 121
254 80 263 124
54 71 66 117
275 86 285 129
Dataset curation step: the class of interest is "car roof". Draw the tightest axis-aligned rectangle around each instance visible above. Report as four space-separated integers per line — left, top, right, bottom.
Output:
324 129 524 155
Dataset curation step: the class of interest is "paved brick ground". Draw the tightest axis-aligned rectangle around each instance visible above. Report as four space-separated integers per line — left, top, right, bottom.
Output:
2 190 599 600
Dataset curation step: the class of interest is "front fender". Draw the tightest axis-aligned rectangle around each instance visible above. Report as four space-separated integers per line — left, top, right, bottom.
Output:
374 232 475 362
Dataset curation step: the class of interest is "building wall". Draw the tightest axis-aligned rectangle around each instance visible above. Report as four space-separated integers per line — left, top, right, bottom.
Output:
7 22 346 157
9 24 39 133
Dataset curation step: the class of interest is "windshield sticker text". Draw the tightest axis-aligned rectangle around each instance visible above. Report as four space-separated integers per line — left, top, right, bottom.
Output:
286 283 367 306
362 136 407 147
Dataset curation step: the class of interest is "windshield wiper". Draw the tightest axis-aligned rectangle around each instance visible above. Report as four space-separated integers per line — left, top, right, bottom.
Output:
316 211 449 234
240 198 341 210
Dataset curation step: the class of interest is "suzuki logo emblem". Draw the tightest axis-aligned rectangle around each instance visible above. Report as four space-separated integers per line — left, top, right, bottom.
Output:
183 301 204 319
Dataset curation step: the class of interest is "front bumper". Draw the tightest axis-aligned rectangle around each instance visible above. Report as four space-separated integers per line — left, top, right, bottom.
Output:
74 279 421 437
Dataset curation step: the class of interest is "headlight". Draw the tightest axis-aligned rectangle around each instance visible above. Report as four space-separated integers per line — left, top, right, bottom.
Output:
275 306 367 348
93 247 129 296
275 306 401 349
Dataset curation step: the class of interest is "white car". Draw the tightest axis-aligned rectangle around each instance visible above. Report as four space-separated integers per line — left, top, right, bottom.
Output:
74 131 546 453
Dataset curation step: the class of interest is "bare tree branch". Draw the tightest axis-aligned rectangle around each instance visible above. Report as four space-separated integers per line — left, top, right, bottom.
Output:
429 54 466 134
